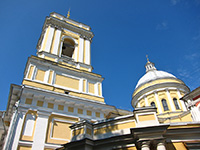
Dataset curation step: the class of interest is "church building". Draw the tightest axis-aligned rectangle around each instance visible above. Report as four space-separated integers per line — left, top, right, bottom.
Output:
0 12 200 150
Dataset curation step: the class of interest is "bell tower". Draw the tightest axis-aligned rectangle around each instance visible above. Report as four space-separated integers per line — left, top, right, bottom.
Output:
37 12 93 71
22 12 104 103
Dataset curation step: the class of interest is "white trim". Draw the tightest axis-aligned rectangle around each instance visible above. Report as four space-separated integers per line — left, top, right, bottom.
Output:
32 114 49 150
94 119 136 130
25 64 36 80
154 91 163 113
144 96 148 106
9 112 26 150
74 44 78 62
166 89 176 111
52 29 61 55
79 78 83 92
95 82 98 95
79 37 84 63
85 40 90 65
40 27 48 52
177 89 187 111
18 140 33 146
45 27 55 53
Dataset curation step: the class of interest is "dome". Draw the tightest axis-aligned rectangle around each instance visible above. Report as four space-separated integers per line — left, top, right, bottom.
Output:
135 70 176 88
135 59 176 89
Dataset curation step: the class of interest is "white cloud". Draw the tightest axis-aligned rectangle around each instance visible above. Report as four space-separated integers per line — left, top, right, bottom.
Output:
171 0 181 5
177 52 200 90
193 31 200 41
156 21 168 30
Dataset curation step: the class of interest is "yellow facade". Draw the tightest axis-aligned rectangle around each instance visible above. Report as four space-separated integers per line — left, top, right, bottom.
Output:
55 74 79 90
46 115 78 144
17 146 32 150
88 82 95 94
138 114 155 122
35 69 45 82
94 121 136 135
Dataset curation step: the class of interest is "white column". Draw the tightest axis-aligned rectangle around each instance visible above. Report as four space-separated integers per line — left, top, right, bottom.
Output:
52 29 62 55
74 45 78 62
85 40 91 65
141 141 150 150
4 110 26 150
44 70 49 83
177 90 187 111
191 107 200 121
157 141 166 150
166 89 176 111
79 78 83 92
79 37 84 63
154 91 163 113
32 112 49 150
95 83 98 95
98 82 102 97
45 27 55 53
144 95 148 106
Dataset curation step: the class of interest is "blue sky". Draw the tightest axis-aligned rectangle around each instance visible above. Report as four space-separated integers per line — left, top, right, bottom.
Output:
0 0 200 111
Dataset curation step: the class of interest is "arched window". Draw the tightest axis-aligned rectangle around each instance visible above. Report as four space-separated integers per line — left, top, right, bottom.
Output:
62 38 75 58
173 98 180 110
162 99 169 111
151 102 156 107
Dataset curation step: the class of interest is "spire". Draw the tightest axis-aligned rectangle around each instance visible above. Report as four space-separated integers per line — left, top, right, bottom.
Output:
67 9 70 18
145 55 156 72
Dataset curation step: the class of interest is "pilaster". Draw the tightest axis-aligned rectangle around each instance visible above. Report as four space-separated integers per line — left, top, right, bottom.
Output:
166 89 176 111
141 141 150 150
79 37 84 63
177 89 187 111
84 40 91 65
32 111 50 150
154 91 162 113
4 110 26 150
156 140 166 150
52 29 62 55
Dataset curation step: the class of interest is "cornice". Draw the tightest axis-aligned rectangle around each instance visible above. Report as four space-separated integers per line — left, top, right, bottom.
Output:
46 17 94 41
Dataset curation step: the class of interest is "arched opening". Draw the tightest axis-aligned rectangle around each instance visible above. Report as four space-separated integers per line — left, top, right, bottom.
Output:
61 38 75 58
151 102 156 107
173 98 180 110
162 99 169 111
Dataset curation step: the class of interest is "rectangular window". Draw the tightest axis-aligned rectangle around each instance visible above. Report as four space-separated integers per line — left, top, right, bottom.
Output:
68 107 74 112
58 105 64 111
25 98 32 105
88 82 95 94
95 112 100 118
48 103 54 109
87 110 92 116
78 108 83 114
37 101 44 107
35 69 45 82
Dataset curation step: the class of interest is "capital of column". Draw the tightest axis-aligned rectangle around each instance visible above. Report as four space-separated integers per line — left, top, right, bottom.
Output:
141 141 150 150
156 139 166 150
37 110 51 118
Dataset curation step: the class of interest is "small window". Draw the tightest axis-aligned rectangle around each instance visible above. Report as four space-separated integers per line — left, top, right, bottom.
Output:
162 99 169 111
62 38 75 58
151 102 156 107
173 98 180 110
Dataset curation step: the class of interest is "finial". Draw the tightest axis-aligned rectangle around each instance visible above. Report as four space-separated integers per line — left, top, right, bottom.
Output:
146 55 150 62
67 8 70 18
145 56 157 72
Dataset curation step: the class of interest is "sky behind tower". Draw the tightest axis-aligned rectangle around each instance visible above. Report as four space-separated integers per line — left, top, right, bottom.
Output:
0 0 200 111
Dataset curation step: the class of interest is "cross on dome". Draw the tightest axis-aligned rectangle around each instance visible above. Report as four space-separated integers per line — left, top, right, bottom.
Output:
145 56 157 72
